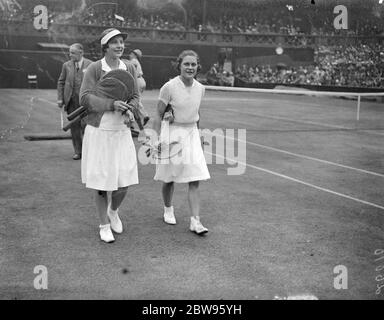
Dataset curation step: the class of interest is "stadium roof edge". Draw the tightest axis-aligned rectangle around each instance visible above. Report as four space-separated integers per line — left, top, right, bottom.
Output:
37 43 69 50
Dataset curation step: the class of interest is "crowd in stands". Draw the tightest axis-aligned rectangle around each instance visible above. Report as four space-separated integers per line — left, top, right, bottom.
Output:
192 18 304 36
205 63 235 87
190 3 309 35
80 8 186 31
188 0 384 36
232 43 384 88
2 0 383 88
1 0 383 36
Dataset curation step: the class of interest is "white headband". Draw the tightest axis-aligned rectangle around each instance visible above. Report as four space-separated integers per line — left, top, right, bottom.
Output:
100 29 124 45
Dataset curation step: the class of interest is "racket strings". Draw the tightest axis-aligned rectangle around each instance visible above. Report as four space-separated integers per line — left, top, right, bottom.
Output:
144 125 194 160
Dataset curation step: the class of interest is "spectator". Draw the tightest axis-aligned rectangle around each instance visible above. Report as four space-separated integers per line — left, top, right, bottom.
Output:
57 43 92 160
221 71 234 87
228 43 384 89
207 63 221 85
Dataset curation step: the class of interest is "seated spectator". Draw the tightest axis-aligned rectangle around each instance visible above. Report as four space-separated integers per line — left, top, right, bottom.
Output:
4 0 383 36
207 63 221 85
221 71 235 86
227 41 383 88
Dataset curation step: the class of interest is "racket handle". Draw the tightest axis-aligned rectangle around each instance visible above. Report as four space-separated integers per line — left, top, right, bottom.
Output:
136 118 144 131
67 106 87 121
122 105 145 131
63 112 86 132
160 120 170 143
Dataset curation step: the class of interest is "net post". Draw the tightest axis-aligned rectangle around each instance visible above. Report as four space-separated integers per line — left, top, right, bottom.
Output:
357 95 361 121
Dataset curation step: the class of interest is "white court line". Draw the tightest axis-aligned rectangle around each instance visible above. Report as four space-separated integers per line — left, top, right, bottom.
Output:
205 98 342 117
225 108 351 130
205 84 384 97
228 108 384 137
40 96 384 177
206 96 343 111
204 131 384 178
206 151 384 211
230 133 384 178
359 130 384 136
38 97 56 105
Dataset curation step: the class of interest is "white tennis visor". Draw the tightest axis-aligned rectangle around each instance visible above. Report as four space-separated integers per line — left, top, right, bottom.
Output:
100 29 127 45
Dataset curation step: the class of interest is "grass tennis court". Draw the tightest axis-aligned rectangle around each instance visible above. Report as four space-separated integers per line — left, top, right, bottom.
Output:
1 88 383 300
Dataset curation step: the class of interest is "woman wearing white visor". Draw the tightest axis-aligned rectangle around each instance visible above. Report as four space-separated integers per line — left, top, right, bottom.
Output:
80 28 140 243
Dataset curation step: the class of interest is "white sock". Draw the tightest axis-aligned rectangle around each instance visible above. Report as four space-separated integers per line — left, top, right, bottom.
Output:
109 205 118 215
164 206 174 214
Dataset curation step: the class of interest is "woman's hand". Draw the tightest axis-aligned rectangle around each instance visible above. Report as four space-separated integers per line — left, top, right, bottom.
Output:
163 110 174 123
113 100 131 113
123 110 135 126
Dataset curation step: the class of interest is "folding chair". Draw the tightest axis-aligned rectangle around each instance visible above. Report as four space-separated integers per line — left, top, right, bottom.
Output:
27 74 38 88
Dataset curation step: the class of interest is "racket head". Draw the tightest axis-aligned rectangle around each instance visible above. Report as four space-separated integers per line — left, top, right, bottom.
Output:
96 69 135 102
155 122 196 160
143 140 183 160
96 69 147 129
155 140 183 160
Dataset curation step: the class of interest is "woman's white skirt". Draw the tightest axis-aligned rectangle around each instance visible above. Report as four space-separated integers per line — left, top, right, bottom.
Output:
154 124 210 183
81 125 139 191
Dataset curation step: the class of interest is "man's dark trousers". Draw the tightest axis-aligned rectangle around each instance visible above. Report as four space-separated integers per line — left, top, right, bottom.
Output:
67 96 85 155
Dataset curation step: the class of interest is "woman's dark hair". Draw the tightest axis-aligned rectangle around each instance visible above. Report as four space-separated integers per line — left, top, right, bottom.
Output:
101 43 109 55
175 50 201 73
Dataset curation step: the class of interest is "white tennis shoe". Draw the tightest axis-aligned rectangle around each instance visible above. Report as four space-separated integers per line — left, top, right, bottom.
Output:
163 206 176 225
99 224 115 243
107 205 123 233
190 216 208 235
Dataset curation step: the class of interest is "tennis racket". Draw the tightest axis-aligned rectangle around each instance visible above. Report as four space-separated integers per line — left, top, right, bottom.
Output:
96 69 147 130
62 69 138 131
144 140 184 160
96 69 135 102
67 105 86 121
63 106 87 132
62 111 87 132
143 120 195 160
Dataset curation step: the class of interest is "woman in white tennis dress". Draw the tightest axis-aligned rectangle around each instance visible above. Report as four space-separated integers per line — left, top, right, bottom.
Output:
153 50 210 235
80 28 140 243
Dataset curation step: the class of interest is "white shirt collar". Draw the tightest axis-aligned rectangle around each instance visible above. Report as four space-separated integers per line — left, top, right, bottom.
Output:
77 58 83 69
101 58 127 72
177 75 195 88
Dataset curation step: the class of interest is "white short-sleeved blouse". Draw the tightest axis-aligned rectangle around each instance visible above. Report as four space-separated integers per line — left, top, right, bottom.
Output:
158 76 205 124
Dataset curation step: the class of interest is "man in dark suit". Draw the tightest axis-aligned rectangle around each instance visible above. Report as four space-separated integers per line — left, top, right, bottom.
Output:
57 43 92 160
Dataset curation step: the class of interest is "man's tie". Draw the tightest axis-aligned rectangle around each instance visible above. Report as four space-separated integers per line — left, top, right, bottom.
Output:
75 62 79 72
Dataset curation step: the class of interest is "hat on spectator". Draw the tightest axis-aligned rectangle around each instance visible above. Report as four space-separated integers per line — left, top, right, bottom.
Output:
131 49 142 59
100 28 127 45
